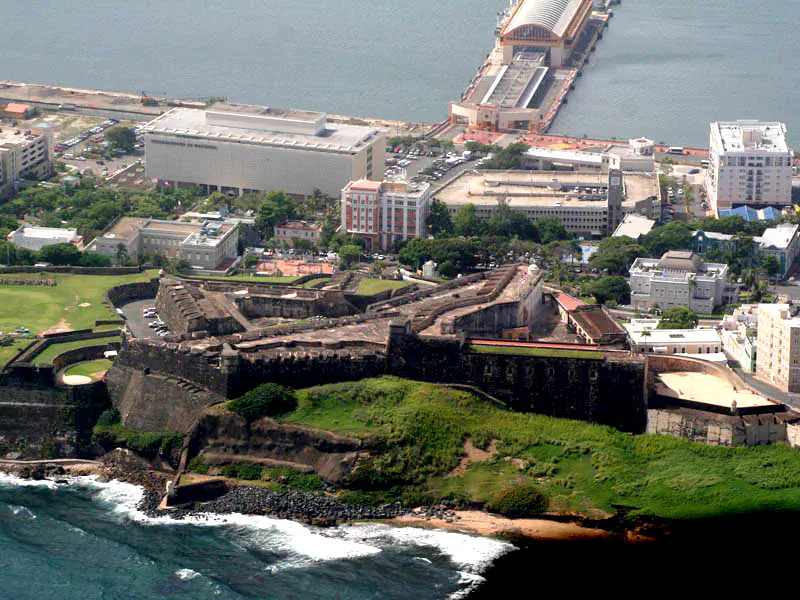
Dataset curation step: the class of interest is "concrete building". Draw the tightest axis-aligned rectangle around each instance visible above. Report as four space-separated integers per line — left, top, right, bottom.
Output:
434 169 659 238
706 120 793 214
341 179 432 251
612 214 655 240
142 103 385 198
498 0 595 67
0 128 52 199
722 322 757 373
0 103 35 119
274 220 323 248
86 217 239 270
521 138 655 173
7 225 83 252
629 251 734 314
755 303 800 392
624 318 725 362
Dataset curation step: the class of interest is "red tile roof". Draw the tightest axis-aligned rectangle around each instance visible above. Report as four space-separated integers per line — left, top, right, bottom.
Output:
555 292 586 312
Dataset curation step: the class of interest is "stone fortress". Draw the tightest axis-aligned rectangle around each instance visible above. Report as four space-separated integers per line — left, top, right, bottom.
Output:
107 265 651 435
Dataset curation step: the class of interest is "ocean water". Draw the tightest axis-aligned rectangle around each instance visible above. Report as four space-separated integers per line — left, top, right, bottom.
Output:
0 474 517 599
551 0 800 146
2 1 797 145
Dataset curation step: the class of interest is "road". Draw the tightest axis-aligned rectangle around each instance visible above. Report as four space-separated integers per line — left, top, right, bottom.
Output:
119 298 161 339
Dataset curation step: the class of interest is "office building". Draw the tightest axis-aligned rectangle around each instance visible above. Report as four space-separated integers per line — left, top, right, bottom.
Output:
434 169 659 238
274 220 323 248
7 225 83 251
755 303 800 392
629 251 734 314
341 180 432 251
706 120 793 214
0 128 52 199
143 104 385 198
624 318 724 362
86 217 239 270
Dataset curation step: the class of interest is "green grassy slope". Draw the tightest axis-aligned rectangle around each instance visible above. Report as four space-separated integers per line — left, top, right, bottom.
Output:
277 377 800 519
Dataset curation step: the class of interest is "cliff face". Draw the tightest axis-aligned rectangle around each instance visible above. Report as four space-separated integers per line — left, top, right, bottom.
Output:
188 412 361 482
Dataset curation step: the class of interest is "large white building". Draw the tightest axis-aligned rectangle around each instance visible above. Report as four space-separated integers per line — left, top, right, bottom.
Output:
341 180 432 251
86 217 239 270
7 225 83 251
706 120 793 214
434 169 660 238
143 104 385 198
0 128 52 199
629 251 735 314
625 318 725 362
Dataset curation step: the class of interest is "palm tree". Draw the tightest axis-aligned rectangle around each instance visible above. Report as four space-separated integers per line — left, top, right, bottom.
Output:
115 243 129 267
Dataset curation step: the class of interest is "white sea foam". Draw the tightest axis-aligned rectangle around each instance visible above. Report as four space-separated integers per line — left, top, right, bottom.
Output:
329 522 515 573
175 568 202 581
9 504 37 519
0 472 58 489
449 572 487 600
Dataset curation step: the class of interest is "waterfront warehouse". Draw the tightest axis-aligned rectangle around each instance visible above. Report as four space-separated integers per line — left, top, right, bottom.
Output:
142 103 386 198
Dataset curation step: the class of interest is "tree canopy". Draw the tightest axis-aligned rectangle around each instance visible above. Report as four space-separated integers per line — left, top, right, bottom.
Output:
657 307 698 329
640 222 693 257
104 126 137 152
582 275 630 306
427 199 454 236
589 236 648 274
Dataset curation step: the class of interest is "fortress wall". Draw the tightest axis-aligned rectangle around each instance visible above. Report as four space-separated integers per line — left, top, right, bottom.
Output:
106 279 159 306
445 301 522 336
106 364 225 432
235 290 357 320
118 339 228 396
647 408 794 447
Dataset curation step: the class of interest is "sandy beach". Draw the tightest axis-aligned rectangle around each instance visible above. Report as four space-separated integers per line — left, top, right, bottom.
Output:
394 510 611 541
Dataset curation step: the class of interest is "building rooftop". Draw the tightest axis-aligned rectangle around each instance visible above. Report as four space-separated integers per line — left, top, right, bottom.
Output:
718 206 784 221
502 0 589 39
712 120 791 154
758 223 798 251
612 214 655 239
571 306 626 342
142 106 383 154
554 292 586 312
524 146 604 165
657 251 704 273
624 321 722 346
100 217 150 242
0 128 44 145
277 220 322 230
435 170 658 209
8 225 80 243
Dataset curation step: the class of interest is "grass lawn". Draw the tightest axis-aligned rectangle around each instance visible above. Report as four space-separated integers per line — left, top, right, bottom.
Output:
353 279 410 296
33 335 120 366
277 377 800 519
0 271 155 335
301 277 331 289
470 344 604 360
64 359 113 380
0 339 34 369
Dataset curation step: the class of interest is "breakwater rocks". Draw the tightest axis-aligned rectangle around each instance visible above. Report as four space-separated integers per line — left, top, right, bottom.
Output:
138 485 412 526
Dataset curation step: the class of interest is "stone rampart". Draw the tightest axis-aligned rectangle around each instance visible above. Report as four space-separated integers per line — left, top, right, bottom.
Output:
234 289 356 320
106 364 226 432
105 279 159 307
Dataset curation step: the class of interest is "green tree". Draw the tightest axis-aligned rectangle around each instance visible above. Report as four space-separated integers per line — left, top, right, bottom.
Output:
583 275 630 306
535 215 569 245
256 191 298 238
105 126 137 152
427 199 454 236
38 242 82 266
590 236 648 274
115 243 129 267
657 306 698 329
228 383 297 423
641 222 693 257
79 252 112 267
243 253 260 269
762 254 781 279
453 204 485 237
339 244 361 268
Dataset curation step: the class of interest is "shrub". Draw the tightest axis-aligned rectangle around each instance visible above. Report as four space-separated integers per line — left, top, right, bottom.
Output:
228 383 298 422
486 483 549 518
96 408 121 427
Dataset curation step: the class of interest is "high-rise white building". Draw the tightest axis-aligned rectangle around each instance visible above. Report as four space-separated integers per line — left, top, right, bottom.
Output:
341 180 432 251
706 120 793 214
756 304 800 393
0 129 52 199
143 104 385 199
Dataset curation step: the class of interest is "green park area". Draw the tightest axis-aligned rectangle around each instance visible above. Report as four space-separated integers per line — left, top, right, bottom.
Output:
0 271 154 335
353 279 410 296
260 377 800 520
33 335 120 366
470 344 604 360
63 359 113 381
0 339 34 369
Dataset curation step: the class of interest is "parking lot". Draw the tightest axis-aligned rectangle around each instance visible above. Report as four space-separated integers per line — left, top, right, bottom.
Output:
119 298 169 339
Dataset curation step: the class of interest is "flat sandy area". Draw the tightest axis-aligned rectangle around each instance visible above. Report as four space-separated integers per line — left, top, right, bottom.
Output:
658 372 773 409
394 510 609 541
